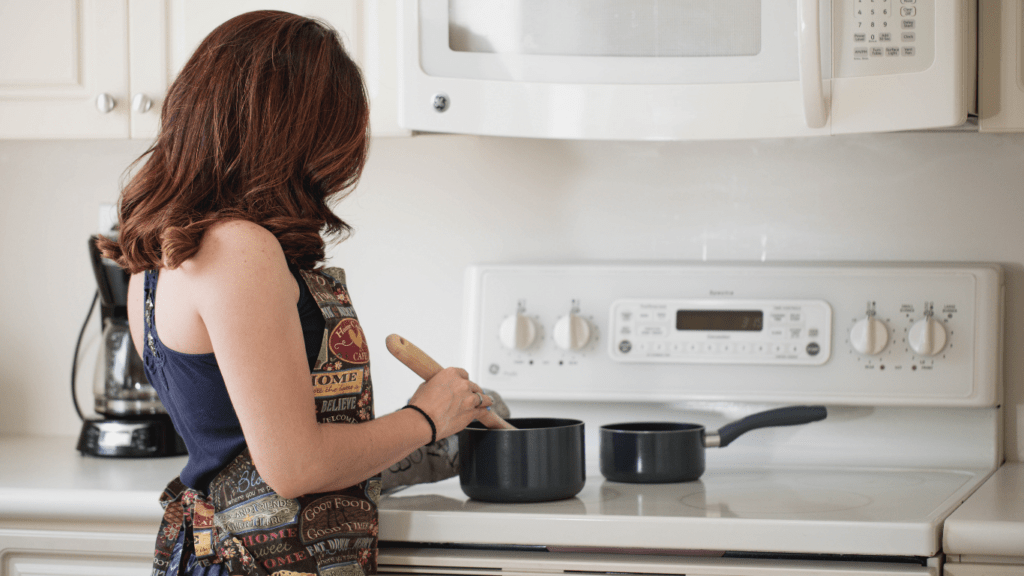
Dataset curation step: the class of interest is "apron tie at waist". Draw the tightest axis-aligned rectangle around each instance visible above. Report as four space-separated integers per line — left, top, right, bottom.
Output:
156 477 253 571
157 478 221 563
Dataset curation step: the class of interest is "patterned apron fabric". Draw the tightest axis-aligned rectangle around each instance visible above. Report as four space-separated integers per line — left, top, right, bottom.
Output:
153 268 380 576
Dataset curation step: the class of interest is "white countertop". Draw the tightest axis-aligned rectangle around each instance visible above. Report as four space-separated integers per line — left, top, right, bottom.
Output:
0 435 184 522
943 462 1024 558
5 435 1020 559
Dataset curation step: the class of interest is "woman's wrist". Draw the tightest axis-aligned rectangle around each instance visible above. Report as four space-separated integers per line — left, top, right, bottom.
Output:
402 404 436 445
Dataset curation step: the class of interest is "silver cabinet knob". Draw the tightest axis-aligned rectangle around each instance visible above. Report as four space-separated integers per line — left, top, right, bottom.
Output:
95 93 116 113
131 93 152 113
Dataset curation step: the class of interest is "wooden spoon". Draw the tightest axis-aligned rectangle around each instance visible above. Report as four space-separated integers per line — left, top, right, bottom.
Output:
385 334 517 430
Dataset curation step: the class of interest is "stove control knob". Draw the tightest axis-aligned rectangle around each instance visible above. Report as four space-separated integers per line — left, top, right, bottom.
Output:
553 313 593 351
908 313 947 356
499 313 539 351
850 315 889 356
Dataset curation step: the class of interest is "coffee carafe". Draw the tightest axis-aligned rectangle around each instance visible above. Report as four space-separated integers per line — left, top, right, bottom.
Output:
76 235 186 457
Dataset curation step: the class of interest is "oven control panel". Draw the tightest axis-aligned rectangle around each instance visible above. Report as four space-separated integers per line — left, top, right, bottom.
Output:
608 299 832 365
463 263 1003 407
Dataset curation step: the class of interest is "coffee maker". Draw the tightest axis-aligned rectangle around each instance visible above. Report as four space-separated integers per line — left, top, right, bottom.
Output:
76 235 187 457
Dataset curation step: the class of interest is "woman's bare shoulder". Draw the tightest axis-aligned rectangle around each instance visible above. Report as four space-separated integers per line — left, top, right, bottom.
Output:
182 219 298 303
186 220 284 270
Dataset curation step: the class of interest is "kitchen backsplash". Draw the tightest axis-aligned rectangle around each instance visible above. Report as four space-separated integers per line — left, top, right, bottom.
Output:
1 132 1021 460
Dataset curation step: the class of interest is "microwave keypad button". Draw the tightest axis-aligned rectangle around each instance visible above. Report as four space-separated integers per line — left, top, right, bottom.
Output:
854 33 866 42
903 46 916 56
871 47 884 57
901 0 916 3
854 48 870 60
902 19 915 30
900 7 916 17
887 47 901 57
902 32 916 42
880 33 892 42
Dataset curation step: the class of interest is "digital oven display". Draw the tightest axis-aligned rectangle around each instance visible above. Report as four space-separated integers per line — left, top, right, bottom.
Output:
676 310 764 332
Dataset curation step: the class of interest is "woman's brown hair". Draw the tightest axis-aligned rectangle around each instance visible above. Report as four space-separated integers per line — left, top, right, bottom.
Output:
98 10 369 273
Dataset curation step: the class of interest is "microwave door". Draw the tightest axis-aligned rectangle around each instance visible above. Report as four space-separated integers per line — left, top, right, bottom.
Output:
400 0 834 141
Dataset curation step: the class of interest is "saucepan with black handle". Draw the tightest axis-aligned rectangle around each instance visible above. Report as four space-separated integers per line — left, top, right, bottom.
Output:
600 405 827 484
386 335 585 503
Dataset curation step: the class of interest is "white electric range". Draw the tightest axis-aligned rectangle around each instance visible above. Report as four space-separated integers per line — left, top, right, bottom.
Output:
378 263 1004 576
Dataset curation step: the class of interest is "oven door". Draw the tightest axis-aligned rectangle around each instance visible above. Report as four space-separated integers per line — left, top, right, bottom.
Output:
379 548 940 576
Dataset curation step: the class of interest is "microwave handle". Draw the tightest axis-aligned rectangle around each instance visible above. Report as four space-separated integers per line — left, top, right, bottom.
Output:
798 0 827 128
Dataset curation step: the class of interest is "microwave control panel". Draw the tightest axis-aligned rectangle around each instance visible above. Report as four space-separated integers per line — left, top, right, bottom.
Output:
835 0 935 77
463 263 1003 407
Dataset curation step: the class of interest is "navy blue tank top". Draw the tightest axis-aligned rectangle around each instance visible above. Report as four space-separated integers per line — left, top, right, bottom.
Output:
142 267 325 493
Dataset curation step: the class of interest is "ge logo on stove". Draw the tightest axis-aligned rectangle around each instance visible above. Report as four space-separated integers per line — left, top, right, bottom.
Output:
618 340 632 354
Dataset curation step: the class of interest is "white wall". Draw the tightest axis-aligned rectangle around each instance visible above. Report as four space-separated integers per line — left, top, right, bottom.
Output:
1 132 1022 460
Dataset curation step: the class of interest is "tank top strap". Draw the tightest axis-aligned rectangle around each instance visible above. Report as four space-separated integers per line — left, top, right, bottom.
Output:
142 269 161 364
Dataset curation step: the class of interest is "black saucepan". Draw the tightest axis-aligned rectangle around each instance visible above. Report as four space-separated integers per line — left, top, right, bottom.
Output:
459 417 586 502
385 335 585 502
600 405 827 483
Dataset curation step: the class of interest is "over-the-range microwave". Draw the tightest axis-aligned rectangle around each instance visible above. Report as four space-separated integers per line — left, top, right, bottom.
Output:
398 0 978 140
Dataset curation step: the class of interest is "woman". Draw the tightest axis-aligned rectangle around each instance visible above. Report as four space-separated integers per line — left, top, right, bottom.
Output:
98 11 492 576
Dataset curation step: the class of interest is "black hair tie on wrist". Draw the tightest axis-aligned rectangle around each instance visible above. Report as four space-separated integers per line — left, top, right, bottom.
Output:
403 404 436 445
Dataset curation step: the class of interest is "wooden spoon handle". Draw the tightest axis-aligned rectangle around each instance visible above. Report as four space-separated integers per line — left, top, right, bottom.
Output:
385 334 517 430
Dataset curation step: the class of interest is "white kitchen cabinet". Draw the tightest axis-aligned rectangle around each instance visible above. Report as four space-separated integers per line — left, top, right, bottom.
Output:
0 528 155 576
0 0 132 139
945 562 1024 575
0 0 406 140
977 0 1024 133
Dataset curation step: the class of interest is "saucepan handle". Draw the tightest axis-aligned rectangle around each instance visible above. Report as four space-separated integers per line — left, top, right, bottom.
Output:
710 405 827 448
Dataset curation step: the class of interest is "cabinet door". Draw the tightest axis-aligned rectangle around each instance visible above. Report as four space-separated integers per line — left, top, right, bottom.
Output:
977 0 1024 132
946 563 1024 575
0 528 153 576
127 0 167 140
0 0 131 139
6 554 151 576
362 0 408 136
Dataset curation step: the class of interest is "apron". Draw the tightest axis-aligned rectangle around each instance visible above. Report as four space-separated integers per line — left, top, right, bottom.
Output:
152 268 381 576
